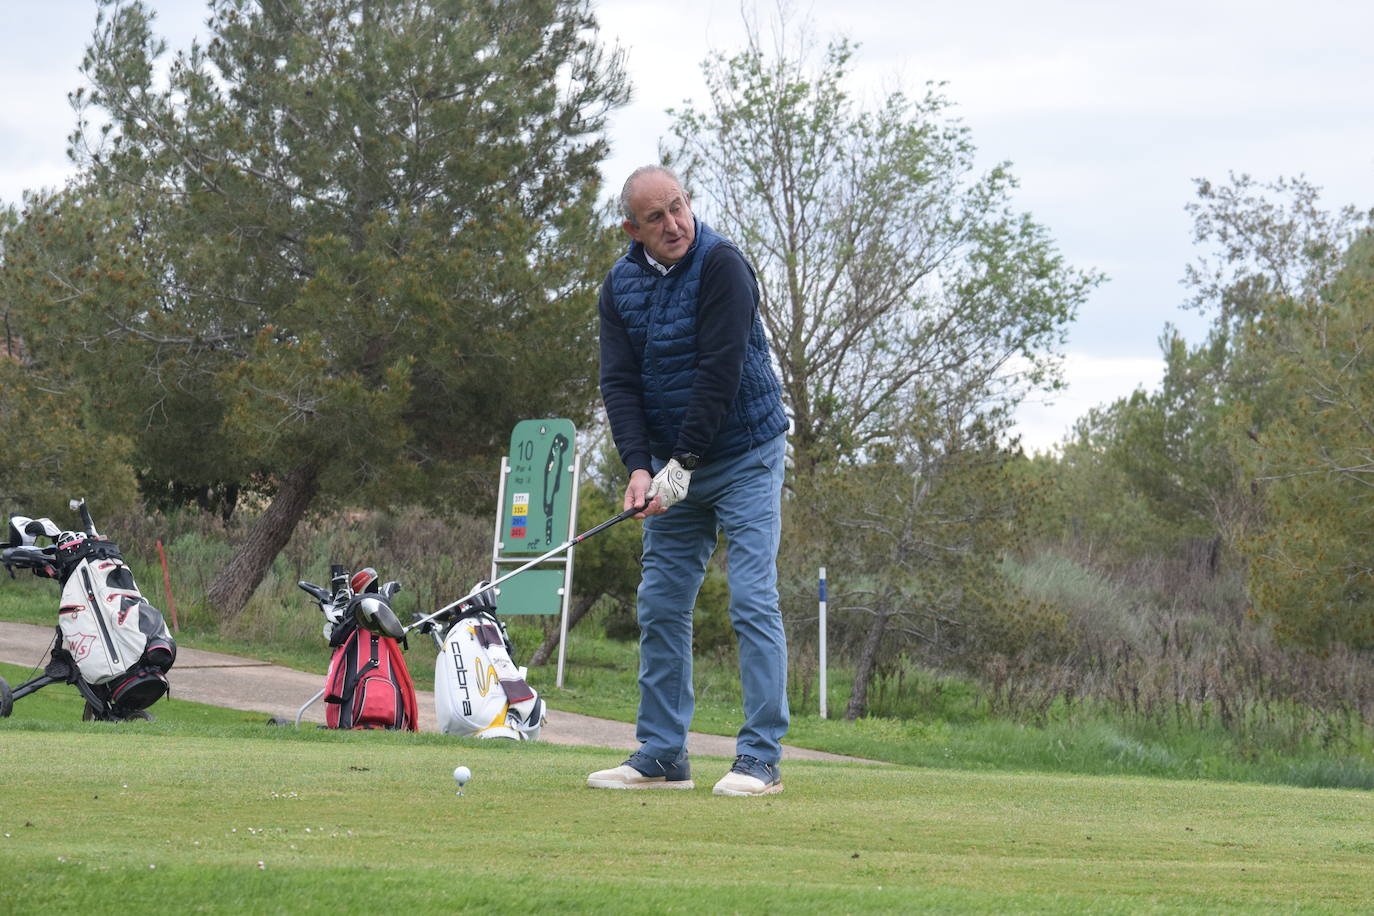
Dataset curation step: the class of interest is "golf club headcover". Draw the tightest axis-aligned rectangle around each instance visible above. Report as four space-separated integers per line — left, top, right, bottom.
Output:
6 515 60 548
506 693 545 740
350 592 405 640
467 580 498 612
350 567 379 593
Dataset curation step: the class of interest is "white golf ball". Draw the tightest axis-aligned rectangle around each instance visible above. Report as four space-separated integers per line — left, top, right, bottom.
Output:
452 766 471 786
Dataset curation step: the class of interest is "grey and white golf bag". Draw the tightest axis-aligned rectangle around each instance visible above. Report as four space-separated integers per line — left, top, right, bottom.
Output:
1 504 176 721
53 529 176 701
424 584 544 740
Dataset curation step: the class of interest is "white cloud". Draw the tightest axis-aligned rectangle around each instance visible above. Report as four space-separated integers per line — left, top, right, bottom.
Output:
1014 353 1164 454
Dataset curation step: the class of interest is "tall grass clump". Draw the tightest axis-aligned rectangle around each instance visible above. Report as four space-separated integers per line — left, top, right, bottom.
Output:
993 546 1374 755
86 504 500 670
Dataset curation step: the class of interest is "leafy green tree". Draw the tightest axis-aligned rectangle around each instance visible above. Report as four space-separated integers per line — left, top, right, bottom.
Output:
1238 231 1374 647
1175 176 1369 560
2 0 628 618
786 413 1065 719
1184 174 1364 330
1160 176 1372 644
0 208 139 520
0 352 140 523
1047 175 1370 574
1049 329 1244 569
1062 174 1374 646
660 11 1095 712
1022 415 1163 567
666 12 1100 477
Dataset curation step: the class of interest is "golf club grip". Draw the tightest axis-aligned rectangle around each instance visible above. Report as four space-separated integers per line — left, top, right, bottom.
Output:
77 500 97 537
574 503 646 543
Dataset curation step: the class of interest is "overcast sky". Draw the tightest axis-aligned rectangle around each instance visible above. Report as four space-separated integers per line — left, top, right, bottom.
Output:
4 0 1373 451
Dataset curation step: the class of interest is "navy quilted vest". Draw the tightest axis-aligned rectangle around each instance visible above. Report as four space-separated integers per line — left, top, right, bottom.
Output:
607 221 786 462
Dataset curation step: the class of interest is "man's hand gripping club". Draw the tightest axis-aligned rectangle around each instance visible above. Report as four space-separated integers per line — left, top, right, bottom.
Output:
626 459 693 517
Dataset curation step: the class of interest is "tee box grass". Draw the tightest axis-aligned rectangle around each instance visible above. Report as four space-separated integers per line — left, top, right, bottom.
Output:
3 665 1374 915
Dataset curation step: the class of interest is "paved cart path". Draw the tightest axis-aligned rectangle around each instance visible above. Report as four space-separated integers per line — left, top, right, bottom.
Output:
0 620 875 764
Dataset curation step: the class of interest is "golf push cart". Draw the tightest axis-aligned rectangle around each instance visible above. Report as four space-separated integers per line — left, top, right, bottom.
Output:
0 499 176 722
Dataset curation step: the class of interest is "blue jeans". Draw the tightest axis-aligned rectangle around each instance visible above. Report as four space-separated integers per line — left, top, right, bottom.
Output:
635 433 789 765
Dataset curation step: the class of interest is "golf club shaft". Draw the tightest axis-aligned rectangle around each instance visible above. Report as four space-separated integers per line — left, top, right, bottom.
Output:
404 503 645 633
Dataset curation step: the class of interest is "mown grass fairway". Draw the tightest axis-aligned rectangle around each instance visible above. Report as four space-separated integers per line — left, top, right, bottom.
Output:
3 710 1374 914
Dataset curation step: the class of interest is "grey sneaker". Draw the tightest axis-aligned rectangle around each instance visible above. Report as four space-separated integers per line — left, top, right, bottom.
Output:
712 754 783 796
587 751 694 790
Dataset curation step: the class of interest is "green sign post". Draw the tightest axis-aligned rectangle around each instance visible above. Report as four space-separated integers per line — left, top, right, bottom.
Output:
491 419 578 620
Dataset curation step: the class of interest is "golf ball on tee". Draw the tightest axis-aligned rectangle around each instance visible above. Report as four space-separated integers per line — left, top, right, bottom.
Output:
453 766 471 786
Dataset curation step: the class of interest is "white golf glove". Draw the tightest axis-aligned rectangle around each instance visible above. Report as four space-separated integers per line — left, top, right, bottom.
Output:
648 459 692 510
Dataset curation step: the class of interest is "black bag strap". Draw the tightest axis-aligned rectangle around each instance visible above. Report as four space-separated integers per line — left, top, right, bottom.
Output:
337 632 380 728
328 617 358 648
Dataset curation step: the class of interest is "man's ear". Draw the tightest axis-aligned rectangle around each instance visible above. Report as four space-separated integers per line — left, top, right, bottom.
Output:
622 219 641 241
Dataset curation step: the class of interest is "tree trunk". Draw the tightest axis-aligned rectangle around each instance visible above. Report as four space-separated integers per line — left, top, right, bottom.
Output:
206 463 320 620
528 592 601 667
845 608 890 720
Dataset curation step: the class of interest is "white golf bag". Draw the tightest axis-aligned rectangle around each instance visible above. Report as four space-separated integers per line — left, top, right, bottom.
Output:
55 531 176 692
427 587 544 740
1 506 175 720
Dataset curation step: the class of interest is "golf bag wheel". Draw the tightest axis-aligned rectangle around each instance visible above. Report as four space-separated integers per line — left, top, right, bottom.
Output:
82 701 154 723
0 676 12 718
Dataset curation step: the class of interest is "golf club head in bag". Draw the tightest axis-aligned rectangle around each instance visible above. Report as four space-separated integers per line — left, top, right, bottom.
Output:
349 581 404 640
290 565 418 730
6 515 60 548
350 567 378 593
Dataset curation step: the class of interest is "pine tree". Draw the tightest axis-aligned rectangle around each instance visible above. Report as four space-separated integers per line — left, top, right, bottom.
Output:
3 0 628 618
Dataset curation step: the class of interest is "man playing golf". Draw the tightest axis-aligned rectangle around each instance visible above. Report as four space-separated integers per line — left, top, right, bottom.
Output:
587 165 790 796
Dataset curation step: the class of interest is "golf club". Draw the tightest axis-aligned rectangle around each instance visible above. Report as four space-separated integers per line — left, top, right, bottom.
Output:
404 502 647 635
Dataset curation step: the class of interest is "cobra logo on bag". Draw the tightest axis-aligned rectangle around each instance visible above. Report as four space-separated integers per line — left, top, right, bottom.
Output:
447 640 474 715
434 609 543 740
474 662 499 697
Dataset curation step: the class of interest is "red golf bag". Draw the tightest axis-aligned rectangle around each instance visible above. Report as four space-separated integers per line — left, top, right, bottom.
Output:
323 617 418 731
289 565 418 732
